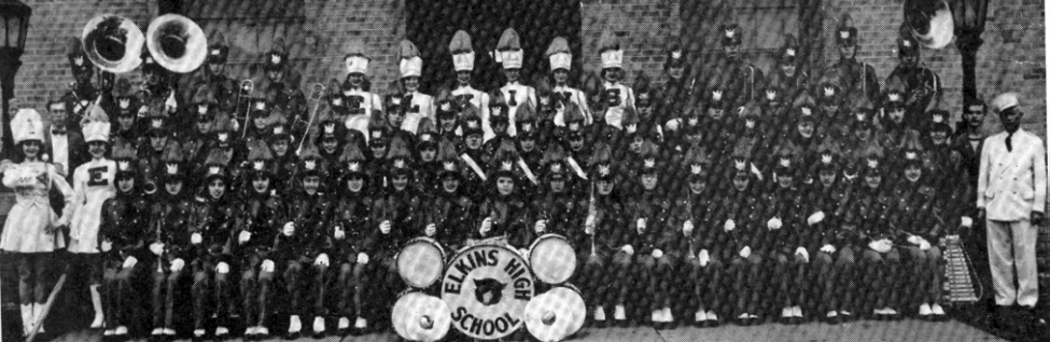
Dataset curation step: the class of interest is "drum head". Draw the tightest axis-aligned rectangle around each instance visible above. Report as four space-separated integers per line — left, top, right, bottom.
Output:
398 238 445 288
524 286 586 342
529 235 576 284
392 292 451 342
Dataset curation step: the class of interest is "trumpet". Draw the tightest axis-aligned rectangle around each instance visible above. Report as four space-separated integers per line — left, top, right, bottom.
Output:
238 79 255 137
296 83 327 154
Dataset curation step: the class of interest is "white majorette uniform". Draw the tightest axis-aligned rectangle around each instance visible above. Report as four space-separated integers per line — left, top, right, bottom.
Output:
545 36 591 126
397 39 434 133
448 30 492 140
1 109 75 253
68 107 117 254
342 39 383 142
495 28 536 137
597 29 634 129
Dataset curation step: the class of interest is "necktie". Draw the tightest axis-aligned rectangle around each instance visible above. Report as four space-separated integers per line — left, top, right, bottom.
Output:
1005 133 1013 152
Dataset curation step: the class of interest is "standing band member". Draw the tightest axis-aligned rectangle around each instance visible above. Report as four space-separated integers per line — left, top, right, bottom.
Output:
596 29 634 130
978 92 1046 329
545 36 591 126
397 39 435 132
495 28 537 137
445 30 492 140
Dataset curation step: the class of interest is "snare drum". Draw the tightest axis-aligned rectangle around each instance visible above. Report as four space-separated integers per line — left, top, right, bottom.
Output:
524 284 586 342
397 237 446 289
528 234 577 284
392 291 451 342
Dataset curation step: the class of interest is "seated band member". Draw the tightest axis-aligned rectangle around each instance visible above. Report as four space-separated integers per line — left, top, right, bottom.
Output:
893 160 950 321
584 143 632 326
188 149 237 340
422 140 476 252
332 142 375 335
626 141 679 327
235 140 285 339
675 146 724 327
147 141 192 339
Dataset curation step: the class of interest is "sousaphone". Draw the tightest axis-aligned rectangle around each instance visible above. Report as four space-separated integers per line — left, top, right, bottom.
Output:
904 0 955 49
81 14 145 74
146 14 208 73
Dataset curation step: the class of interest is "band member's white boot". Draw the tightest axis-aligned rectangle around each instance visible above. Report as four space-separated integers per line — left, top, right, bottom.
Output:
31 304 43 333
89 284 104 329
613 305 626 321
694 309 707 323
593 307 606 322
355 317 367 329
313 316 325 337
20 304 32 336
338 317 350 330
288 315 302 337
918 303 932 317
662 307 673 323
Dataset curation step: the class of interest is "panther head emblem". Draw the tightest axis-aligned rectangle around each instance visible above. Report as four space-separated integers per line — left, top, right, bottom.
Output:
473 278 506 306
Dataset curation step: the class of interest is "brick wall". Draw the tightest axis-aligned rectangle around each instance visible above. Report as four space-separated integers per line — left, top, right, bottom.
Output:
821 0 1046 136
579 0 681 85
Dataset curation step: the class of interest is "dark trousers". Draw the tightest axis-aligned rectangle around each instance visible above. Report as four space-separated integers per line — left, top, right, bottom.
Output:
774 252 809 308
151 262 183 329
102 259 143 328
639 254 679 310
283 260 330 317
191 260 230 329
575 253 606 307
240 256 274 327
687 256 726 315
729 253 764 316
816 246 859 314
901 246 944 305
861 247 902 311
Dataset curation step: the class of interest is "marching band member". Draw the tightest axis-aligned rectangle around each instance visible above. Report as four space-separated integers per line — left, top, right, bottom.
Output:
495 28 537 137
711 24 764 109
63 38 101 131
675 146 723 327
514 103 544 169
413 121 442 195
341 39 384 141
767 160 810 324
369 138 421 331
853 160 902 320
444 31 492 140
268 115 299 194
627 142 679 327
396 39 435 132
139 51 180 130
545 36 591 126
827 14 880 104
97 138 149 341
596 29 634 129
765 35 809 105
68 107 116 330
421 140 477 251
137 107 175 195
530 146 587 246
476 142 532 250
1 109 74 337
236 140 284 339
276 142 335 338
720 165 768 325
187 149 237 340
459 104 489 198
147 141 192 340
260 38 307 137
584 143 631 326
892 159 949 321
183 33 237 114
656 38 700 129
886 26 941 130
332 142 375 335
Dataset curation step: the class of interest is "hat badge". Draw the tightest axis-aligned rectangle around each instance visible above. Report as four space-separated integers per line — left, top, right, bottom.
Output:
821 155 833 164
255 101 266 110
270 53 282 64
333 97 344 106
598 165 610 176
273 126 284 134
786 48 796 57
905 151 918 160
118 160 130 171
551 163 562 173
440 102 451 112
734 160 746 171
371 130 381 139
197 104 208 114
888 93 902 102
823 86 836 97
855 112 867 121
218 132 229 142
443 161 455 171
671 50 682 59
210 48 220 56
166 163 178 174
304 160 317 170
801 107 813 116
522 123 533 131
151 118 163 128
492 106 502 116
765 90 777 100
932 114 944 123
644 158 655 168
467 121 479 129
208 166 221 175
745 119 756 129
393 159 406 169
500 161 513 171
840 31 850 39
420 134 431 142
625 123 637 133
902 39 912 48
253 160 265 171
73 56 84 66
712 90 723 101
324 123 335 134
348 161 361 172
691 164 702 175
867 158 879 168
779 158 791 167
118 98 131 109
725 28 736 38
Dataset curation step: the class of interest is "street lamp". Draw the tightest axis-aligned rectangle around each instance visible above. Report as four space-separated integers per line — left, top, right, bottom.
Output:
951 0 988 103
0 0 31 159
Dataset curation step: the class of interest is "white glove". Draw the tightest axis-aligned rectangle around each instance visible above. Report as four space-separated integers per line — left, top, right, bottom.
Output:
919 239 931 251
191 233 203 244
697 249 710 267
122 256 138 269
584 216 596 235
794 247 810 263
282 222 295 237
651 249 664 259
724 219 736 232
907 235 923 245
869 239 893 253
767 217 783 230
807 211 825 226
739 246 752 259
357 252 370 264
261 260 275 273
101 240 113 252
480 217 493 236
239 231 252 245
820 244 836 254
425 224 437 237
534 220 547 234
216 262 230 274
380 220 392 235
334 226 345 240
961 216 973 228
170 258 185 272
621 245 635 256
149 242 165 256
636 218 647 233
315 253 330 267
683 220 694 235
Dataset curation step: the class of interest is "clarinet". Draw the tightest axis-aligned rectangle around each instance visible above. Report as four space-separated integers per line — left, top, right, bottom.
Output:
587 182 597 256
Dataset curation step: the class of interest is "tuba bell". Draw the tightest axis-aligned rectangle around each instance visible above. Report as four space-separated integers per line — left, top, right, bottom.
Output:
82 14 145 74
904 0 955 49
146 14 208 73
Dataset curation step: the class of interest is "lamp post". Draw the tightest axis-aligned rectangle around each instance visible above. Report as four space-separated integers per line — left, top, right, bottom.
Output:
0 0 31 160
952 0 988 103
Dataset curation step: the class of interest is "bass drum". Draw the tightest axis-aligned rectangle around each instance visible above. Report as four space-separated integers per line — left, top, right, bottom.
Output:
392 291 451 342
397 237 446 289
524 284 586 342
528 234 577 284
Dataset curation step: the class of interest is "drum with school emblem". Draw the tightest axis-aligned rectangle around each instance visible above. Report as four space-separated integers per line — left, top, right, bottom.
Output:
528 234 577 284
441 243 535 340
398 237 447 289
392 291 452 342
524 284 586 342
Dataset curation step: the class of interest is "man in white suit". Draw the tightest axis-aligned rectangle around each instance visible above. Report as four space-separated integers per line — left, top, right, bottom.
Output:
977 92 1046 329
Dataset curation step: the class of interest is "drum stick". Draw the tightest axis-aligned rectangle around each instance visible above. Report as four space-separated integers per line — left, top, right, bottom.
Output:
26 273 66 342
588 182 597 257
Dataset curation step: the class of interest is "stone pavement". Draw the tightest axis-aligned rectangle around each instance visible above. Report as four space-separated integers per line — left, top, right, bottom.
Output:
45 319 1008 342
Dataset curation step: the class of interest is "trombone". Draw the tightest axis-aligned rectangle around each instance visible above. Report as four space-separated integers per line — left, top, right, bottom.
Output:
296 82 327 154
237 79 255 137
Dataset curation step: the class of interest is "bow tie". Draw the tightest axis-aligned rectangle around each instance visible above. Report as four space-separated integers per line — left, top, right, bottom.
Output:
52 129 67 135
